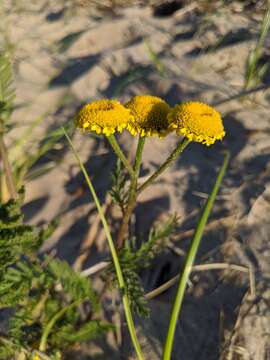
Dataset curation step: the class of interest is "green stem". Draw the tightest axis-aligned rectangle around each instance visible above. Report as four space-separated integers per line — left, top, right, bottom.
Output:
63 128 145 360
39 301 79 352
162 151 230 360
117 136 145 249
137 138 189 195
107 134 135 178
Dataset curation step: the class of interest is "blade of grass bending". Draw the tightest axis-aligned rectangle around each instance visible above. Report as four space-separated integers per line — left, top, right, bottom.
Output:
163 151 230 360
62 127 145 360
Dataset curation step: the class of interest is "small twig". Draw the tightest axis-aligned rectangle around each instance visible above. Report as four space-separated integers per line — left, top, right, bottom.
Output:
172 2 197 19
81 261 109 277
172 215 234 242
167 241 186 257
192 190 228 200
145 262 255 300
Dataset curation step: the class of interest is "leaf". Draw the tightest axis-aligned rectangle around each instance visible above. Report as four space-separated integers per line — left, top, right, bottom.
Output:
110 158 128 211
0 52 15 123
55 321 113 344
48 259 99 310
110 214 180 317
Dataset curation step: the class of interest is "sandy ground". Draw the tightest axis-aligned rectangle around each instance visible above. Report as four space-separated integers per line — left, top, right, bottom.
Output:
1 1 270 359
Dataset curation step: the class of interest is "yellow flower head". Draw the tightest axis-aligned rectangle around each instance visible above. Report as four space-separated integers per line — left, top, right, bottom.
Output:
168 101 225 146
125 95 171 137
75 99 133 136
32 355 40 360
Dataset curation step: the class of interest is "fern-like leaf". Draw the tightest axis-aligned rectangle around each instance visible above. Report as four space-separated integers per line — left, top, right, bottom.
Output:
54 321 113 344
112 214 180 317
48 259 99 310
110 158 128 212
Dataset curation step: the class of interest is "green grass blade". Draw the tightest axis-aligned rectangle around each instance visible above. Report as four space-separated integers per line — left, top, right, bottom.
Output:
244 7 270 89
144 39 166 77
63 127 145 360
257 8 270 49
163 151 230 360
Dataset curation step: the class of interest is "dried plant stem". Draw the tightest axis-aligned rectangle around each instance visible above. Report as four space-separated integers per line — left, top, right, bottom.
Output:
137 138 189 194
117 136 145 249
0 131 17 199
145 263 253 300
81 261 109 277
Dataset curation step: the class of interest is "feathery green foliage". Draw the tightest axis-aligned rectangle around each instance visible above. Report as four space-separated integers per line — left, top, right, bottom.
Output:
48 258 99 307
0 197 110 359
53 321 114 344
110 158 128 212
111 214 180 317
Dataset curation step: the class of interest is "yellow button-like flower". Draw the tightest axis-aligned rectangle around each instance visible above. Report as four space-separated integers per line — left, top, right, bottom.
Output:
168 101 225 146
75 99 133 136
32 355 40 360
125 95 171 137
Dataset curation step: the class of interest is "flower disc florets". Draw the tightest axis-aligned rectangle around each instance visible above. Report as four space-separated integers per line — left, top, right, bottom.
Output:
168 101 225 146
75 99 133 136
125 95 171 137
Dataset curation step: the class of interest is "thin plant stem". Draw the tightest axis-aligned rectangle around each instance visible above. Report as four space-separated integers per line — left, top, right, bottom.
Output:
39 301 79 352
107 134 135 178
63 128 144 360
0 131 17 200
137 137 189 195
117 136 145 249
163 151 230 360
145 262 250 300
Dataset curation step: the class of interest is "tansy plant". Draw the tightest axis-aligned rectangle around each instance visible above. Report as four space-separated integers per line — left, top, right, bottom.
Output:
65 94 228 360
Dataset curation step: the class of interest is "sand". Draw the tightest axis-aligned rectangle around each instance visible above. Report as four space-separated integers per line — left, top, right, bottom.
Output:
1 1 270 359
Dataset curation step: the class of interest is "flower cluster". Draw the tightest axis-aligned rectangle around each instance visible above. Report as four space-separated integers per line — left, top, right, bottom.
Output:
75 96 225 146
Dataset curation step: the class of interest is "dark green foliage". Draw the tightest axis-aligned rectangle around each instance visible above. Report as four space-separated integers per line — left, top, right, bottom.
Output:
48 258 99 309
0 198 109 359
54 321 114 344
112 214 180 317
0 193 52 271
0 338 19 360
110 158 128 212
121 266 149 317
